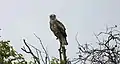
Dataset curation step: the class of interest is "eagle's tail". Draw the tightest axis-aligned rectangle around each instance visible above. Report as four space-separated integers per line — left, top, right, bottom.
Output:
60 37 68 45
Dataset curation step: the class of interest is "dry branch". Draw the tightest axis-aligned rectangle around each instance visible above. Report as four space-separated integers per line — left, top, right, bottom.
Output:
72 25 120 64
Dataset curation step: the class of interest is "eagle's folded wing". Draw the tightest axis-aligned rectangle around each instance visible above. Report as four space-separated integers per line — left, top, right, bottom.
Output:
55 20 67 37
56 20 66 31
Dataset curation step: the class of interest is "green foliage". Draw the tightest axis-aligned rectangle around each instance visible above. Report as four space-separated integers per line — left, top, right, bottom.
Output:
51 57 59 64
51 57 66 64
0 40 30 64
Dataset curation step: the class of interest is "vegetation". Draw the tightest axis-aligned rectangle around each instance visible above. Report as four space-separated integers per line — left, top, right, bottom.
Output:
0 25 120 64
72 25 120 64
0 40 27 64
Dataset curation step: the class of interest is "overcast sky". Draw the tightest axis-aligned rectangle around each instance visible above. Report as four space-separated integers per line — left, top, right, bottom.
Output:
0 0 120 62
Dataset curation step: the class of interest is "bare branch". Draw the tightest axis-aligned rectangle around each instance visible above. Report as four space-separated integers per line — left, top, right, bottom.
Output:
28 43 45 64
73 25 120 64
21 39 40 64
34 33 50 64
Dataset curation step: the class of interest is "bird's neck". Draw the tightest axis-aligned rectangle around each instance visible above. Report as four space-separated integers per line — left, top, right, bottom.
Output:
51 19 57 21
50 19 56 24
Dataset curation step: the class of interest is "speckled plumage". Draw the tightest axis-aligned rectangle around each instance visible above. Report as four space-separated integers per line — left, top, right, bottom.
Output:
49 14 68 45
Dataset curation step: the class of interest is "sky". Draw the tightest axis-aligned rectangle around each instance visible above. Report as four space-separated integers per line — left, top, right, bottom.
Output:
0 0 120 63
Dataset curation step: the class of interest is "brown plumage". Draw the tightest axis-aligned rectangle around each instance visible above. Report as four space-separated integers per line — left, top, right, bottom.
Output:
49 14 68 45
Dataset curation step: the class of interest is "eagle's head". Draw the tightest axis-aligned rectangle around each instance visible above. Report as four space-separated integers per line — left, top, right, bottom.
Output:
49 14 56 20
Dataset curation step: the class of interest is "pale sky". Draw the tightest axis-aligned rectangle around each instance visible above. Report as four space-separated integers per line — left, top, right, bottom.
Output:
0 0 120 63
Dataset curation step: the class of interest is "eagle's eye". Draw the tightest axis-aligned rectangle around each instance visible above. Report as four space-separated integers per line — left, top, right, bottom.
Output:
50 14 56 20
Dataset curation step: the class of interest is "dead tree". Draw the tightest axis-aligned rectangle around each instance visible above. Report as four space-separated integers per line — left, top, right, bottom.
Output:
34 33 51 64
21 39 41 64
72 25 120 64
21 33 50 64
58 42 62 63
58 37 67 64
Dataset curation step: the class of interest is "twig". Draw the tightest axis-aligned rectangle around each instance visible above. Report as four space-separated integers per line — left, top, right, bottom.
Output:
28 44 45 64
21 39 40 64
34 33 50 64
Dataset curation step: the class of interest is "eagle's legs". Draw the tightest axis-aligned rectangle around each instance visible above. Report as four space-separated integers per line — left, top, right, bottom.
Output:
54 32 59 40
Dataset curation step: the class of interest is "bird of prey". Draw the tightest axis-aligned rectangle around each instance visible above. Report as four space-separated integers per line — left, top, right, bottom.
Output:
49 14 68 45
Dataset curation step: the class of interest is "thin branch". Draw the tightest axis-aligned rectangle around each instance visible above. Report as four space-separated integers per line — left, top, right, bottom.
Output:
74 25 120 64
75 32 80 46
34 33 50 64
21 39 40 64
28 44 45 64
